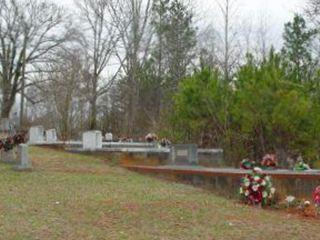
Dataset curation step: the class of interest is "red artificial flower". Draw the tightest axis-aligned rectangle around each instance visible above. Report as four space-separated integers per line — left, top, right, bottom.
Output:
248 190 263 204
261 154 278 168
313 186 320 206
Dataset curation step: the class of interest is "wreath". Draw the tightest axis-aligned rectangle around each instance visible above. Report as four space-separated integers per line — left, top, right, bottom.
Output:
0 133 26 152
240 167 275 206
261 154 278 169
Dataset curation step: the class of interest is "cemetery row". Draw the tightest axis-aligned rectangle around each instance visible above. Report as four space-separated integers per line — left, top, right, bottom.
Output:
3 123 320 217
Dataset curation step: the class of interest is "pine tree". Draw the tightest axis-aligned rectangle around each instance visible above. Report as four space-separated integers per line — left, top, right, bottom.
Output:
282 14 317 82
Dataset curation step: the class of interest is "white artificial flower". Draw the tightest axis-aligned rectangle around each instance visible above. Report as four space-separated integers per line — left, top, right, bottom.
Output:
285 195 295 203
245 190 250 196
253 167 263 173
254 176 260 181
261 180 266 186
263 191 268 198
244 181 250 187
270 187 276 194
304 200 311 206
265 176 270 181
252 185 259 192
239 187 243 194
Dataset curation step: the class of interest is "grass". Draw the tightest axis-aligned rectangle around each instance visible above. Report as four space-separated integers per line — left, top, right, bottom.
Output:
0 147 318 240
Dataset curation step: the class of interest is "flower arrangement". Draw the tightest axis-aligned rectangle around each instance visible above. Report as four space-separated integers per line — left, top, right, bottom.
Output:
0 133 26 152
160 138 171 147
285 195 297 208
313 186 320 208
239 167 275 206
261 154 278 169
294 160 311 171
145 133 158 143
240 158 255 170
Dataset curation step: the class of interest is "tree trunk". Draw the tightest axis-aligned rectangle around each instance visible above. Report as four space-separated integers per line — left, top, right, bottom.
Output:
89 97 97 130
1 92 15 119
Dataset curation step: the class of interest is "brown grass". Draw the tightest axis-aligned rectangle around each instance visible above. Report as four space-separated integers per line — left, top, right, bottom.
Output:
0 146 318 240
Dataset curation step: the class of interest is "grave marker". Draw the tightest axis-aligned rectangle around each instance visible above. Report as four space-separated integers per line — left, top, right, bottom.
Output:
170 144 198 165
45 129 58 142
105 132 113 142
0 118 16 163
29 126 44 143
83 131 102 150
14 144 32 170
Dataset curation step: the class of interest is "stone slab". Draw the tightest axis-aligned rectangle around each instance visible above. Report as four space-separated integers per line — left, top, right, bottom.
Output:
14 144 32 171
45 129 58 142
29 126 44 144
82 131 102 150
170 144 198 165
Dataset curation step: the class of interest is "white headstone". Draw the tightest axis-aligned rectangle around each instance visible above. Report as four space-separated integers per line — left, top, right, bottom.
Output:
83 131 102 150
14 144 32 170
105 132 113 142
45 129 58 142
29 126 44 143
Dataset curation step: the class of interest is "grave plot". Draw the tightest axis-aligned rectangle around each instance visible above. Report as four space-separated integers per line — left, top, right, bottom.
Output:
0 118 31 170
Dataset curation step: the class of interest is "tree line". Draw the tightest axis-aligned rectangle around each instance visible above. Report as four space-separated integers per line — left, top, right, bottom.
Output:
1 0 320 164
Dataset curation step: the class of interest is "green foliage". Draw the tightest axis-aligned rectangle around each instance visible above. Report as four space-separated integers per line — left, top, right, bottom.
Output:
167 51 320 165
282 14 317 82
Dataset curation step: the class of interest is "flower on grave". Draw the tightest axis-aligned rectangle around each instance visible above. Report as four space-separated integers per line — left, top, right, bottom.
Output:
0 133 26 152
253 167 263 174
239 168 275 206
145 133 158 143
313 186 320 207
261 154 278 169
3 137 14 152
240 158 255 170
13 133 26 145
294 157 311 171
285 195 295 204
304 200 311 207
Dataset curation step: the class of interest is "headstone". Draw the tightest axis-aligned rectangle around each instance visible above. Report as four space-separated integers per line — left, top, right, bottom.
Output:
1 150 16 164
0 118 16 163
14 144 32 170
105 132 113 142
29 126 44 144
83 131 102 150
170 144 198 165
45 129 58 142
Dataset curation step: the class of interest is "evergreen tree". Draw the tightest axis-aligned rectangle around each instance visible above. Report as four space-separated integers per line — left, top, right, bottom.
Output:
282 14 317 82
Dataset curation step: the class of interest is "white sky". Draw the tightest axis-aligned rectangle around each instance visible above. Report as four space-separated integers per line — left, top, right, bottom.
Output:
55 0 306 44
55 0 305 23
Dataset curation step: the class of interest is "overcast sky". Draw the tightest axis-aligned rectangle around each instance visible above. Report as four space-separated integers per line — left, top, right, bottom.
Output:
55 0 306 22
55 0 306 41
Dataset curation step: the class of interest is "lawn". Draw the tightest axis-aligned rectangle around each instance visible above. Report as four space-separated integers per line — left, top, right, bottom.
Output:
0 147 318 240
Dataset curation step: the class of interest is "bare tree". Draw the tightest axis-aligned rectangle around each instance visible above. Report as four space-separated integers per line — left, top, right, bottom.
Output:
110 0 153 136
35 47 87 139
306 0 320 25
0 0 67 119
215 0 240 81
254 12 275 61
76 0 122 130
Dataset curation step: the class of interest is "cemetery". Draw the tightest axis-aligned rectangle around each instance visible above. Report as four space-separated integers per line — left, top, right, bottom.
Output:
2 0 320 239
24 126 320 201
0 120 319 239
